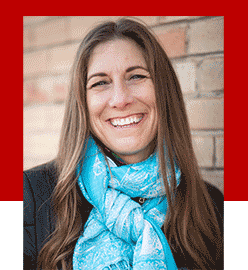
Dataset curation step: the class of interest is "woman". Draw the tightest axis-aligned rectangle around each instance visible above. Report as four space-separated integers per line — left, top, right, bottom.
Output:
24 18 223 270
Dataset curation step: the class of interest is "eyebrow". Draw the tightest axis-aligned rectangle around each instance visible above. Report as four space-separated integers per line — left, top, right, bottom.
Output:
87 65 148 82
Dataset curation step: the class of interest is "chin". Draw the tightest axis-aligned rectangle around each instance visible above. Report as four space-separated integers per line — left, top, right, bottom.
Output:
108 137 155 163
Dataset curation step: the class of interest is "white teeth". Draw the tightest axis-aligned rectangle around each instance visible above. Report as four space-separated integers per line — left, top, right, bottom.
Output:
110 115 143 127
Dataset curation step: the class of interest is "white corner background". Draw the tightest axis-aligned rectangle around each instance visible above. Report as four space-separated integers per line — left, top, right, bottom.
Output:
224 201 248 269
0 201 23 269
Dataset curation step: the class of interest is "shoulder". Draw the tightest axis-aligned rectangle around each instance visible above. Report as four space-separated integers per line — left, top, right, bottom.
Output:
204 181 223 198
23 160 93 223
24 160 57 193
24 161 58 225
24 160 57 205
24 161 58 268
204 181 223 215
204 181 223 233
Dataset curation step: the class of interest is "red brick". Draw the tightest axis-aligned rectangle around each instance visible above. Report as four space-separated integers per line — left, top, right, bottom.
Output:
192 136 214 167
46 43 80 74
53 74 69 102
36 76 55 103
187 17 224 54
33 17 70 47
69 16 157 42
69 16 93 40
155 26 187 58
54 84 69 103
23 26 33 49
69 16 121 41
24 103 65 132
200 169 223 193
24 16 49 25
133 16 158 26
216 136 224 168
24 80 35 105
24 50 48 77
186 98 223 129
197 57 224 92
173 59 197 94
36 74 69 103
159 16 202 23
24 79 48 105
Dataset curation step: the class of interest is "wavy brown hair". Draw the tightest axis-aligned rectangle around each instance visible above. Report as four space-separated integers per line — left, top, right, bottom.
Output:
38 17 223 269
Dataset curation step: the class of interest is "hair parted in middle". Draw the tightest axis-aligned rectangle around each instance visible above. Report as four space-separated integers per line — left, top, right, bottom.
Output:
38 17 223 270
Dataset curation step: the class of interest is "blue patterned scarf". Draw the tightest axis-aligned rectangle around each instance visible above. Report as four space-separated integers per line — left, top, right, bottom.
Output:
73 136 181 269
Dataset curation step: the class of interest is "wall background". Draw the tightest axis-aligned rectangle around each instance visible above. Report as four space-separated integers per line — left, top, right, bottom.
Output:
23 16 224 192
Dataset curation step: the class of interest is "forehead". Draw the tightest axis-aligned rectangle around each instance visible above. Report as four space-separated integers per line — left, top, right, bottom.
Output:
87 39 146 75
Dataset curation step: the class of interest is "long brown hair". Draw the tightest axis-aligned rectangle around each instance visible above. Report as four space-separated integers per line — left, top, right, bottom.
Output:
38 17 223 269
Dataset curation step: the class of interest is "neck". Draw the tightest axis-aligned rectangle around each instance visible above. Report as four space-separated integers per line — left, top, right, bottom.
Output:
117 140 157 164
92 134 157 165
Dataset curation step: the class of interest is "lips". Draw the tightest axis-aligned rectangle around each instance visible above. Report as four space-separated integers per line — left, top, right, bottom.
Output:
108 113 144 127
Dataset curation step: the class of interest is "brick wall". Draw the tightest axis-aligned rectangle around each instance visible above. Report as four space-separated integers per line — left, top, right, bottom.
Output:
23 16 224 192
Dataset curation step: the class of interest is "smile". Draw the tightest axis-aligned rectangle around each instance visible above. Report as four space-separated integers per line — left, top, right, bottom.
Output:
109 114 144 127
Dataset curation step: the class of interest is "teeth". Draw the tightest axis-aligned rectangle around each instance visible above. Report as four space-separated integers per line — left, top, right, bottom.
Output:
110 115 143 127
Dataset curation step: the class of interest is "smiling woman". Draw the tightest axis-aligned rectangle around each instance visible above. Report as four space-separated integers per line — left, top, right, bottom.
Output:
24 18 223 270
87 39 158 164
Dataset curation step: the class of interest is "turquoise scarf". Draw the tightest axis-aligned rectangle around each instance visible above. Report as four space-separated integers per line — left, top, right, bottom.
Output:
73 136 181 269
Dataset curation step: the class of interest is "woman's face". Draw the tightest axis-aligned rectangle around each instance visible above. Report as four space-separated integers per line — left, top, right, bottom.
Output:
86 39 158 164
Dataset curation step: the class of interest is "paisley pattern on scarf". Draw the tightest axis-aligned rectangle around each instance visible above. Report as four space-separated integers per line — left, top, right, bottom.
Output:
73 136 181 270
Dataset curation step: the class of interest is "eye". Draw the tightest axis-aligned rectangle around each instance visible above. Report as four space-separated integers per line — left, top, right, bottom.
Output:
91 80 109 89
130 74 147 80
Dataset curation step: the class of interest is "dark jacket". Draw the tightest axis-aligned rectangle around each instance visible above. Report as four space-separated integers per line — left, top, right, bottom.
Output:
24 161 223 270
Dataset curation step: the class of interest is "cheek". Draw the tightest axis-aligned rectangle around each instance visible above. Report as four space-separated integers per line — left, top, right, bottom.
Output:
87 93 104 116
134 84 157 107
86 94 99 132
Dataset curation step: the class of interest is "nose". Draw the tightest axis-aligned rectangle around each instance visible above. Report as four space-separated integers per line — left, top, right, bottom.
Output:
108 81 133 109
